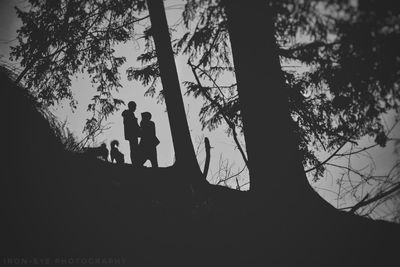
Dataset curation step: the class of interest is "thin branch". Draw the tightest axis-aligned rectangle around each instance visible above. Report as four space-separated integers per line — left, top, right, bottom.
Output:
217 165 247 184
305 139 349 173
203 137 211 179
188 60 249 167
347 183 400 213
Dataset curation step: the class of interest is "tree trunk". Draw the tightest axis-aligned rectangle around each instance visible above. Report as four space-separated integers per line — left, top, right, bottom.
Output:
147 0 202 179
224 2 400 265
224 0 311 203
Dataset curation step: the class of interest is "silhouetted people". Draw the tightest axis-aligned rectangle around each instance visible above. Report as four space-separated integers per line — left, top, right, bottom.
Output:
110 140 125 164
138 112 159 168
83 143 108 161
122 101 140 165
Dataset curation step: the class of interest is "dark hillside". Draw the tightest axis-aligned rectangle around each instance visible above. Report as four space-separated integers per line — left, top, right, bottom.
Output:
0 67 399 267
0 66 251 266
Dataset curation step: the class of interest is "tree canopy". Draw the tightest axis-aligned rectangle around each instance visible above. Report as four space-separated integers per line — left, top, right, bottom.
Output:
11 0 400 182
131 0 400 180
12 0 147 119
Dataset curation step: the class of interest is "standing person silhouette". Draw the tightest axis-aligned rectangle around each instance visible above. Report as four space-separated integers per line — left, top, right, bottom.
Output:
122 101 140 165
138 112 159 168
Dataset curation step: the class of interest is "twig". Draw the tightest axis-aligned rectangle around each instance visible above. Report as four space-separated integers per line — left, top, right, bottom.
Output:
340 183 400 213
188 60 249 166
203 137 211 179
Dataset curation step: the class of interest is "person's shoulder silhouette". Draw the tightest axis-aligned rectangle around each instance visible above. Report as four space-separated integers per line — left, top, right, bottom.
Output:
121 109 129 117
122 109 135 120
122 101 137 119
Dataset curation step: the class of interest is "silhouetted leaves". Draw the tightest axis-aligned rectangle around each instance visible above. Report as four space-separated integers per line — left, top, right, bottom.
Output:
11 0 400 181
142 0 399 180
375 132 388 147
11 0 147 120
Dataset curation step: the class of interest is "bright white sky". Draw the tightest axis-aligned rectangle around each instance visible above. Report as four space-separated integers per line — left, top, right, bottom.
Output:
1 0 399 217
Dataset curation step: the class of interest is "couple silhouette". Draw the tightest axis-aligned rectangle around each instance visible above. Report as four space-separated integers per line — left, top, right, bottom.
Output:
122 101 159 167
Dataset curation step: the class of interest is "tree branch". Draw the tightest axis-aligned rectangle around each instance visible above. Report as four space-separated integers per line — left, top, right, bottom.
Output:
346 183 400 214
188 60 249 167
203 137 211 179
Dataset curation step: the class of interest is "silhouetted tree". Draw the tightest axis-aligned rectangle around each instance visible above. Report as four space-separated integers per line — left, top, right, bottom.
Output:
6 1 400 265
131 0 400 215
11 0 206 182
11 0 147 128
223 3 400 265
11 1 400 210
135 1 398 170
147 0 201 175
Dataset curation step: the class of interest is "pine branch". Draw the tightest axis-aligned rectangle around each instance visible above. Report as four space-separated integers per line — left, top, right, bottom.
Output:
188 60 249 167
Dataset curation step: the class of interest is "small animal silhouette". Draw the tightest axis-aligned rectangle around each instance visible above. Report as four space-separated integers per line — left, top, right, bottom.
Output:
83 143 108 161
110 140 125 164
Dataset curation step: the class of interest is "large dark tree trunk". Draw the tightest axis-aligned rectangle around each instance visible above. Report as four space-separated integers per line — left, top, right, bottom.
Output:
147 0 203 181
224 1 400 265
224 0 313 204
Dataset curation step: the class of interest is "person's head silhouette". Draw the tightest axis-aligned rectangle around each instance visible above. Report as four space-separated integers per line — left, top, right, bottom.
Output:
128 101 136 112
141 112 152 121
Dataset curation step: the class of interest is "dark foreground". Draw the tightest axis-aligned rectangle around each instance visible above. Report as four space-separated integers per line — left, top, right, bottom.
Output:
1 69 399 267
